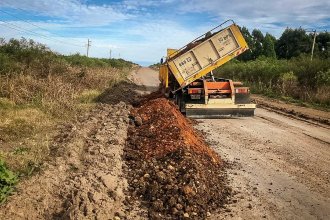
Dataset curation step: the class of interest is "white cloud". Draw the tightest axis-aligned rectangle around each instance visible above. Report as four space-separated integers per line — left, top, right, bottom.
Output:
0 0 130 26
0 19 199 64
1 0 329 65
179 0 330 36
86 20 201 63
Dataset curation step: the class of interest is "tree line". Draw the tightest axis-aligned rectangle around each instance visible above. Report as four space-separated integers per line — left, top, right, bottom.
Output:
0 38 135 76
214 27 330 108
238 26 330 61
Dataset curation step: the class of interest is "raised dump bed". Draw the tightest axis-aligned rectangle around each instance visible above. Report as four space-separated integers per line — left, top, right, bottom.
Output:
159 20 256 117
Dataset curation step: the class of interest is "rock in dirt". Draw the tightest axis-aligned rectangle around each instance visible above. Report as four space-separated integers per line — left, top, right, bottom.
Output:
134 116 143 126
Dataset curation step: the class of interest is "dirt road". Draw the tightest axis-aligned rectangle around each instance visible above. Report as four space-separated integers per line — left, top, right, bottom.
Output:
136 68 330 219
1 67 329 219
196 109 330 220
129 67 159 93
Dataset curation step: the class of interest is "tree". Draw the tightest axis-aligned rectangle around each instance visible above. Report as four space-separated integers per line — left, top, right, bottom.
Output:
262 33 276 58
237 26 254 61
316 31 330 58
276 28 312 59
252 29 264 58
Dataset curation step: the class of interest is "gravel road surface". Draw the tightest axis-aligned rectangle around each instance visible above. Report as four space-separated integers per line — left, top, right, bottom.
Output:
196 109 330 220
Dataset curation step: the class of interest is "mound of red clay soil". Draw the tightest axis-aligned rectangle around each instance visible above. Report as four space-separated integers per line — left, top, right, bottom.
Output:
124 97 230 219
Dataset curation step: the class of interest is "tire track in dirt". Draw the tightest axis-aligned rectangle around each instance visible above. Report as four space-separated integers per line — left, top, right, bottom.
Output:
0 101 143 219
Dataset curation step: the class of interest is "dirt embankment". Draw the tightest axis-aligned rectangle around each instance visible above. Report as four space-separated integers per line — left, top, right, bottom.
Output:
0 102 134 220
125 97 230 219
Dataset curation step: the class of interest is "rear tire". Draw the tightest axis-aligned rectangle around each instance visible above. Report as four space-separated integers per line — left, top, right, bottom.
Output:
176 93 186 113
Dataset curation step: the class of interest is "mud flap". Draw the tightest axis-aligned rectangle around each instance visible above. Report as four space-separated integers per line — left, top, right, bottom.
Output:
175 93 186 113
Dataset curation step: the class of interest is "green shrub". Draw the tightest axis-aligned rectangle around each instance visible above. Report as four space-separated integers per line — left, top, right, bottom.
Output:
0 38 135 77
214 55 330 107
0 159 18 204
279 71 299 97
63 54 134 69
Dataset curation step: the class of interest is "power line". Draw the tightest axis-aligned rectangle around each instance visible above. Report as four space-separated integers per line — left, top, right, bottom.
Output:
0 22 84 50
0 22 40 37
0 9 86 46
0 9 58 36
0 19 84 48
0 22 60 42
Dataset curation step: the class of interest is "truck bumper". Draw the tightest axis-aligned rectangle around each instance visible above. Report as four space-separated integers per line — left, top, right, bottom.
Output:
185 103 256 118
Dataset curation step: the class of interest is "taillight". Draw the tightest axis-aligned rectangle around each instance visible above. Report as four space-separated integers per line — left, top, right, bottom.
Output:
188 89 202 94
235 88 249 94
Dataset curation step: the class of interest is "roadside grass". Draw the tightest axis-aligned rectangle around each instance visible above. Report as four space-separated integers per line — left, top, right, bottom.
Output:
215 55 330 110
0 105 54 175
78 89 101 104
0 68 130 203
0 38 133 203
0 69 131 204
250 88 330 111
0 67 129 175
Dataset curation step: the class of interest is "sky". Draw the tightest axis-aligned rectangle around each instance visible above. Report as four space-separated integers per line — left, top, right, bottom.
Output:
0 0 329 66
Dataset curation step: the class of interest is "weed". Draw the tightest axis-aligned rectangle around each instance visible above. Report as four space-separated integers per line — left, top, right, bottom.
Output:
0 98 15 109
0 159 18 204
24 161 41 177
0 118 35 142
78 89 101 104
12 147 30 155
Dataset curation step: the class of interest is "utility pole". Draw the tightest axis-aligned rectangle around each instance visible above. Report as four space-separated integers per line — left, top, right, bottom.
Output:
109 49 112 59
311 30 317 61
86 39 91 57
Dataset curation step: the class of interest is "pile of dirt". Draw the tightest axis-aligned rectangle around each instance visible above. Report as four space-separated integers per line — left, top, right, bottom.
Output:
96 81 143 105
124 98 230 219
129 98 220 162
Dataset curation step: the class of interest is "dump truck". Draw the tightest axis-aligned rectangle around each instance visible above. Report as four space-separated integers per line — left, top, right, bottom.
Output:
159 20 256 118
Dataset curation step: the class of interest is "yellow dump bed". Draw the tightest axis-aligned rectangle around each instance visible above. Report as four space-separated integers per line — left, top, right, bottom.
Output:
166 22 248 89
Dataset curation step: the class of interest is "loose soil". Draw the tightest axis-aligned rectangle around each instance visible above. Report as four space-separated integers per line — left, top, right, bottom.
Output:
125 97 230 219
0 68 230 220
